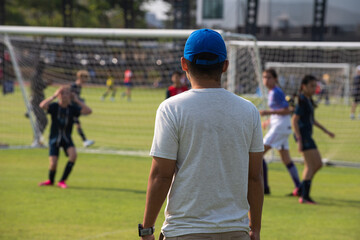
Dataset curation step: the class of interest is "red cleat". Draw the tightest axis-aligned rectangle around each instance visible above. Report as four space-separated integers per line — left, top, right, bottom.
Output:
299 197 317 204
292 187 301 197
38 180 53 186
57 181 68 189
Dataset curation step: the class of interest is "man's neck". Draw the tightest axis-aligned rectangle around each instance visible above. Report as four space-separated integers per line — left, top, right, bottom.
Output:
59 101 69 108
75 79 82 85
190 79 221 89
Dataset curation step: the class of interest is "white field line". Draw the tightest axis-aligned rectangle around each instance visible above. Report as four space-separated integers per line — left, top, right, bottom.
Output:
2 145 360 168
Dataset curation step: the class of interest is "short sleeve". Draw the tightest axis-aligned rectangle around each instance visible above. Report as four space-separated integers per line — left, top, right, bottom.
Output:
295 99 305 116
149 105 179 160
249 108 264 153
270 88 288 109
47 102 57 115
72 105 81 118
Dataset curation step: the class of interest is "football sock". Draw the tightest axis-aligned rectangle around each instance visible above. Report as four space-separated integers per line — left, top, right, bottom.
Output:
301 179 312 199
49 170 56 184
286 162 300 188
77 127 87 141
60 161 75 182
262 159 269 190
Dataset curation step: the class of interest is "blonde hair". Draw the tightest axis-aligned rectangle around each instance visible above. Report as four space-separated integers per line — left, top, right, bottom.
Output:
76 70 89 79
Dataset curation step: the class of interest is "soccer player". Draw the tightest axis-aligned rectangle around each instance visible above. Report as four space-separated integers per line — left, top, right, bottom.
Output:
350 65 360 119
292 75 335 204
122 67 133 101
101 69 117 101
260 69 300 196
166 71 189 98
71 70 95 147
28 60 51 147
38 86 92 189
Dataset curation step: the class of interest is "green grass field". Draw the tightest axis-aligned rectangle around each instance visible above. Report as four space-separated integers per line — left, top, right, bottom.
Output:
0 148 359 240
1 85 360 239
1 85 360 162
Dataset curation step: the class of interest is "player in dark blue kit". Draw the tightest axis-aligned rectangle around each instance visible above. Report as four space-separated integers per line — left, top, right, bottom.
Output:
38 86 92 188
71 70 95 147
292 75 335 204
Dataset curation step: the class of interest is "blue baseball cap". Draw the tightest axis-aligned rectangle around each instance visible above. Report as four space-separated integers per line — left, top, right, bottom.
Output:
184 29 227 65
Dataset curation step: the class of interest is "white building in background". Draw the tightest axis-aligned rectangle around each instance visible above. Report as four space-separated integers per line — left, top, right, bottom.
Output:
196 0 360 33
196 0 244 31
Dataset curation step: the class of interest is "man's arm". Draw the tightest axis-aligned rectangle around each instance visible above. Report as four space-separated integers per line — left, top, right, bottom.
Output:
72 94 92 115
291 114 303 152
141 156 176 240
39 87 62 111
248 151 264 240
259 107 291 116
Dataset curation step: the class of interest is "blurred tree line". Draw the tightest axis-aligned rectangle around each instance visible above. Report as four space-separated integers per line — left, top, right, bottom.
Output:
2 0 151 28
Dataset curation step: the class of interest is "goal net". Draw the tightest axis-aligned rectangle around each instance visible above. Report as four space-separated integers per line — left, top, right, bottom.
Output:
0 26 262 151
231 40 360 163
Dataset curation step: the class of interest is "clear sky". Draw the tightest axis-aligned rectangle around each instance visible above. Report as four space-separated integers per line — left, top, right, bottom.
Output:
142 0 171 20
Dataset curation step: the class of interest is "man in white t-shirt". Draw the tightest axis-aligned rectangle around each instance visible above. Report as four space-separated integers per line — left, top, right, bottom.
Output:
139 29 264 240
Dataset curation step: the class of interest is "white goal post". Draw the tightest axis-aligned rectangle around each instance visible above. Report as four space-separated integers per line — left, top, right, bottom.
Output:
0 26 262 148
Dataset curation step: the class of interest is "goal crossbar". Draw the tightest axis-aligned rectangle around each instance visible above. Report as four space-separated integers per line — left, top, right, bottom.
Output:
229 40 360 50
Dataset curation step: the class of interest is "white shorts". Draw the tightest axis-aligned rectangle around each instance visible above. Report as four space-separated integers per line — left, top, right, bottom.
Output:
263 129 290 150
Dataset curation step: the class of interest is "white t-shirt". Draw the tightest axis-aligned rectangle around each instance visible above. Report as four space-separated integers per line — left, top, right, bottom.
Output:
150 88 264 237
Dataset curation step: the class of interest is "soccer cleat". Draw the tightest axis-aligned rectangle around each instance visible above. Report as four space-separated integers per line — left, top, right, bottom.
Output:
299 197 316 204
264 186 270 195
38 180 53 186
83 139 95 147
57 181 68 189
289 187 300 197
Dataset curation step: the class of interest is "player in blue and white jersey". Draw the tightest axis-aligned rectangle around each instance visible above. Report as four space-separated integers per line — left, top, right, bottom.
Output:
260 69 300 196
38 86 92 189
292 75 335 204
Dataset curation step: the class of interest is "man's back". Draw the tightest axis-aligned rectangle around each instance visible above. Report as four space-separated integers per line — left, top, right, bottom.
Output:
150 88 264 237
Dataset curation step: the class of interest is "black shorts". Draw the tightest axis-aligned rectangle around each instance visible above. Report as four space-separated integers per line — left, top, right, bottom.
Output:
73 117 80 124
294 133 317 151
353 95 360 103
49 137 75 157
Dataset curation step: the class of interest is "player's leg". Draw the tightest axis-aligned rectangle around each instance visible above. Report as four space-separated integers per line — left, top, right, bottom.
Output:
278 149 301 192
75 120 86 142
263 145 271 194
102 88 110 100
299 149 322 204
75 119 95 147
350 100 357 119
39 143 59 186
126 86 131 101
58 146 77 188
110 86 116 101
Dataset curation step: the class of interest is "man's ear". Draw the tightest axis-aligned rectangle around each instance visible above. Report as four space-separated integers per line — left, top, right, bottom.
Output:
181 57 189 72
222 60 229 73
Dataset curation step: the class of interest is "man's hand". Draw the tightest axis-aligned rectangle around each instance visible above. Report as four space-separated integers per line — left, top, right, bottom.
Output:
249 230 260 240
140 235 155 240
54 87 63 98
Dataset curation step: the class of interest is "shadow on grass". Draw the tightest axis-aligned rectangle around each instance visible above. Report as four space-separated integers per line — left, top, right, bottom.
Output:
69 185 146 194
266 194 360 208
315 197 360 208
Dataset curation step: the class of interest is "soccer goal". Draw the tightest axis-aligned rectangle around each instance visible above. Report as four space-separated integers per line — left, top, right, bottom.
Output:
265 62 351 105
230 40 360 163
0 26 262 149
